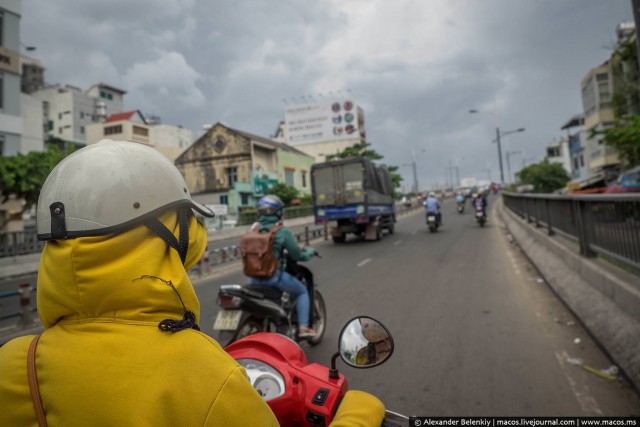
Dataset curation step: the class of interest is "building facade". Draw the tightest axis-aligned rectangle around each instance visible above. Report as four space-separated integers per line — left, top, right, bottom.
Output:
85 110 198 161
0 0 23 156
33 82 126 145
175 123 314 216
580 61 620 180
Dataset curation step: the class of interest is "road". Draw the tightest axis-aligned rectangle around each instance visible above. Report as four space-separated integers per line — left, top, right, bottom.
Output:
193 196 640 416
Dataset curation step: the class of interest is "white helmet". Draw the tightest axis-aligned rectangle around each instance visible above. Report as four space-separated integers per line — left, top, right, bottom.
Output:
37 140 215 260
429 192 436 197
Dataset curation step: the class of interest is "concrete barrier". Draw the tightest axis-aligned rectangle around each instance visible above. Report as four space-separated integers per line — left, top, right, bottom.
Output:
498 198 640 391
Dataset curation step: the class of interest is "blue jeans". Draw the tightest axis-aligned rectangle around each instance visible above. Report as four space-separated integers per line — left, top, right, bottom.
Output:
249 270 310 327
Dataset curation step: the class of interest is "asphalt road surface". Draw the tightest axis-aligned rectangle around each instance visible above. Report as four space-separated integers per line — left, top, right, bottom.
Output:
193 197 639 417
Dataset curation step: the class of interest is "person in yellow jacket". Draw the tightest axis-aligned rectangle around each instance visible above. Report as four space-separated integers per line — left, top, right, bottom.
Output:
0 139 385 426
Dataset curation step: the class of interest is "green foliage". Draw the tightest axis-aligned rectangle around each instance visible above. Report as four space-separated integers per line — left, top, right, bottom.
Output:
515 160 570 193
0 145 70 216
269 182 300 206
593 115 640 168
325 142 383 161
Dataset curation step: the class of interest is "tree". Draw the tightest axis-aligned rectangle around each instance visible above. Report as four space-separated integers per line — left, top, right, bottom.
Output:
516 160 570 193
268 182 300 206
325 142 383 161
593 115 640 168
325 142 403 192
0 145 70 229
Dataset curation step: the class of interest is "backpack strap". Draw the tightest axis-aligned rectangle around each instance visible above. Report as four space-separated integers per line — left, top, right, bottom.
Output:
268 224 285 273
28 334 48 427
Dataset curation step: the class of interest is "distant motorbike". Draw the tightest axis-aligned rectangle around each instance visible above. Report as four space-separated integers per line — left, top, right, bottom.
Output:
475 206 486 227
456 202 465 214
225 316 408 426
214 254 326 347
426 211 439 233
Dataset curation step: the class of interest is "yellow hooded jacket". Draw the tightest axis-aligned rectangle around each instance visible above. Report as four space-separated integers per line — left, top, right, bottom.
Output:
0 212 279 426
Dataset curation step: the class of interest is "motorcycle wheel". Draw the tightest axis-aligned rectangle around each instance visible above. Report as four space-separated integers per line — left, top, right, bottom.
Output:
233 317 265 341
307 290 326 346
429 225 436 233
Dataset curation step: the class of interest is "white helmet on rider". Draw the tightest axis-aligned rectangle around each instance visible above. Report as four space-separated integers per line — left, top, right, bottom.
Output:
36 139 215 263
429 192 436 198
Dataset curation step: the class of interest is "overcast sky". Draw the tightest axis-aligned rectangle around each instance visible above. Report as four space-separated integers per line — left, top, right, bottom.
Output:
21 0 634 190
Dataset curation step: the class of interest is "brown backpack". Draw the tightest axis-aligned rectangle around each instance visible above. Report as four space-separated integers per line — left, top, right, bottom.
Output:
240 224 283 279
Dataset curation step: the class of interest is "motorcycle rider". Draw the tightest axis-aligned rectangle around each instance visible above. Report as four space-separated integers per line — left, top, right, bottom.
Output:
0 140 385 426
249 194 319 338
423 191 442 226
473 192 488 218
455 191 465 211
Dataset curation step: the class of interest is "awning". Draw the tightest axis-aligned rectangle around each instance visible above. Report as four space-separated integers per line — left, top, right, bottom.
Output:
566 172 606 191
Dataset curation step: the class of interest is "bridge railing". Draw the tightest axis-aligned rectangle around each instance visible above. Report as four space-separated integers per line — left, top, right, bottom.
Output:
503 192 640 272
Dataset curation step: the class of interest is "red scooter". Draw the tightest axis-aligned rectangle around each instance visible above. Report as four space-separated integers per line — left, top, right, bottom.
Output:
224 316 408 426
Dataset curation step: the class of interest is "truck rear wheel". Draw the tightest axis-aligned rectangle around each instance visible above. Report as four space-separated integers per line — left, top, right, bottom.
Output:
332 233 346 243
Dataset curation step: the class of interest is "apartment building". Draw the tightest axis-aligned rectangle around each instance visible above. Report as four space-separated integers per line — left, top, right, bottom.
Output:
0 1 23 156
33 82 126 146
86 110 198 161
580 61 620 180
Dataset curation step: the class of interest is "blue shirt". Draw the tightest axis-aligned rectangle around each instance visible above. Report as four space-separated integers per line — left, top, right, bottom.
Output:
456 194 465 203
424 196 440 213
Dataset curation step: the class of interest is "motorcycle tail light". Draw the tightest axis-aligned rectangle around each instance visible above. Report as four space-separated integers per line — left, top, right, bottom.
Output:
355 216 368 224
218 294 243 309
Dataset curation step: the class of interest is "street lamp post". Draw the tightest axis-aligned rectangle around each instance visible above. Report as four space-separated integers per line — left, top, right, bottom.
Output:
469 109 525 185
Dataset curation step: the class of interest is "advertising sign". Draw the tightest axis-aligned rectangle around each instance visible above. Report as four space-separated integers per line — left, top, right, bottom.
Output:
284 99 365 145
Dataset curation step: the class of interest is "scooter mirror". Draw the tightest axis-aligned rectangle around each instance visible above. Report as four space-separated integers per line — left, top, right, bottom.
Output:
338 317 394 368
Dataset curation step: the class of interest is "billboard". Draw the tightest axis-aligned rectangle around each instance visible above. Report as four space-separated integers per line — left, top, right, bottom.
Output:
284 99 365 145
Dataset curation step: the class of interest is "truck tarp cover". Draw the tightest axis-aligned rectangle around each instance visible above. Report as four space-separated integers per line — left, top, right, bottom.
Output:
312 157 394 206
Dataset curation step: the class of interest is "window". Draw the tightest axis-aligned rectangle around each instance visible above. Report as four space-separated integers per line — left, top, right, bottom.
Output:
100 90 106 98
596 72 609 82
0 135 4 156
58 113 62 120
241 193 250 205
47 120 53 131
580 155 584 167
285 168 295 187
226 167 238 187
0 12 4 47
104 125 123 135
80 126 85 134
80 112 84 119
58 127 62 134
220 195 229 205
133 125 148 136
301 171 307 187
0 72 3 110
108 93 113 100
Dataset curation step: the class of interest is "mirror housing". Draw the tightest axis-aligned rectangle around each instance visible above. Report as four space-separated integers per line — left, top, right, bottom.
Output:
338 316 394 368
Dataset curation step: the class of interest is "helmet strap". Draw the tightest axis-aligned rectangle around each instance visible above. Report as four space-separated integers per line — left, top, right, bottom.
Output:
145 207 190 264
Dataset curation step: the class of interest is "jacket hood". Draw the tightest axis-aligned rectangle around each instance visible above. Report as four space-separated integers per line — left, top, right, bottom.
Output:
37 211 207 329
258 214 281 229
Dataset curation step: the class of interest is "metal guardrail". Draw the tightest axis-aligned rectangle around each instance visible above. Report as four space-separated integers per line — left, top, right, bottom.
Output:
503 192 640 272
0 230 45 258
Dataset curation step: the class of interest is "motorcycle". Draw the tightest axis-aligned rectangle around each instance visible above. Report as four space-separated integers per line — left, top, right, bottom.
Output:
225 316 409 426
456 202 465 214
475 206 486 227
214 253 326 347
426 211 439 233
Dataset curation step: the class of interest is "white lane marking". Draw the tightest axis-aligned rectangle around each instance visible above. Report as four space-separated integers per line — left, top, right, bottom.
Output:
394 240 402 246
554 351 603 415
357 258 372 267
